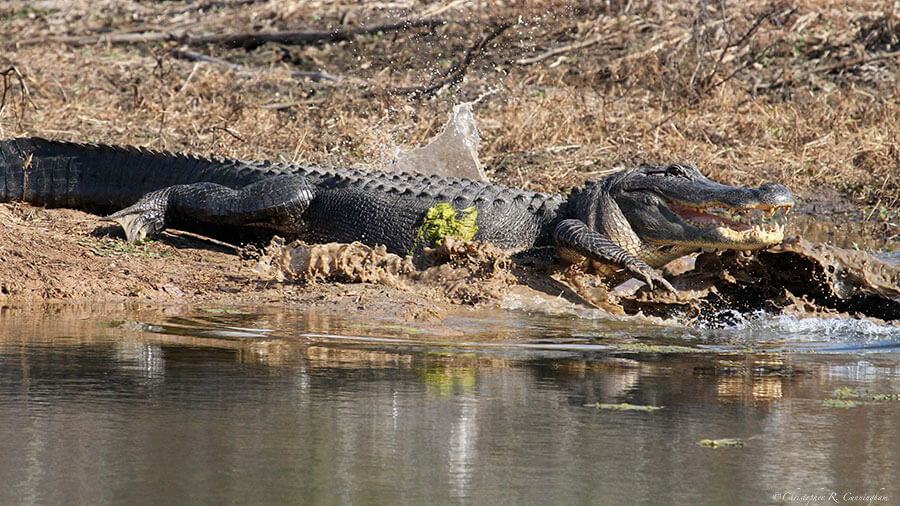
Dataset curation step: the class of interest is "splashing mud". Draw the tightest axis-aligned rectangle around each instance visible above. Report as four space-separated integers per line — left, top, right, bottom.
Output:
248 231 899 326
252 237 415 286
252 236 515 305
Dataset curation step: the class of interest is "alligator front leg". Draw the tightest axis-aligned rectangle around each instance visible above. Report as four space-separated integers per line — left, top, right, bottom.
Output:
553 219 676 292
105 174 315 242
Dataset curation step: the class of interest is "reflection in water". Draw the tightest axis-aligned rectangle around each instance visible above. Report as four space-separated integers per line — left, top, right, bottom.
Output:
0 304 898 504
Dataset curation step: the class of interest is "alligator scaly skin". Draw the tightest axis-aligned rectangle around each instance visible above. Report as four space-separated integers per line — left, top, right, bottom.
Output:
0 137 566 254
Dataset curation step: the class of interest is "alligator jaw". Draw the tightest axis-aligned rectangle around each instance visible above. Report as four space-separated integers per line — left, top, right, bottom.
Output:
665 199 793 249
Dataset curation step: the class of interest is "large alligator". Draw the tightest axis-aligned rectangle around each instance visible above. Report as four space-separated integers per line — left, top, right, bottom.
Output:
0 137 794 291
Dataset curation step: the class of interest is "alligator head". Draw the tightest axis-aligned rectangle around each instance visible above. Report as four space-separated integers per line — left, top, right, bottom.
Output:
563 163 795 283
608 163 795 252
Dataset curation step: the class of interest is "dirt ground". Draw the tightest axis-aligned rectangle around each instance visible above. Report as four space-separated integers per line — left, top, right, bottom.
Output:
0 1 898 317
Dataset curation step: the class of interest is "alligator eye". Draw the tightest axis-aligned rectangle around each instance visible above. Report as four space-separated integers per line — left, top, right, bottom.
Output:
665 165 689 178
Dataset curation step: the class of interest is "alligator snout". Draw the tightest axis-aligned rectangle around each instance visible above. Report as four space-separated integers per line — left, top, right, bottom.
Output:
756 182 795 211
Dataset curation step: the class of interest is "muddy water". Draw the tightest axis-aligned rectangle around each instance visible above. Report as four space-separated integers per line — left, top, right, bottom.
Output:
1 304 898 504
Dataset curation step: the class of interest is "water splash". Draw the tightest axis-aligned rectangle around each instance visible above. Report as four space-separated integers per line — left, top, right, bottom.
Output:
709 310 900 347
387 102 487 181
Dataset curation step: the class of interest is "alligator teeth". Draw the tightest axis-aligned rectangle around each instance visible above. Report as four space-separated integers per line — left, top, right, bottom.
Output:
669 200 792 237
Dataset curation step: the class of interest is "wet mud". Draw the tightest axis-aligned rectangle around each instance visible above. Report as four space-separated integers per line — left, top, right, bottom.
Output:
2 202 896 325
251 228 900 324
620 238 900 323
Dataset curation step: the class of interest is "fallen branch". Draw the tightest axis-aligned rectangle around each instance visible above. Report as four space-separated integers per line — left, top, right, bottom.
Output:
19 18 450 49
390 23 511 100
171 48 339 82
813 52 900 75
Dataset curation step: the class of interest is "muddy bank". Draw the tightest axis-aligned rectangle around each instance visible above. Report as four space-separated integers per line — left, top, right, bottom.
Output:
2 202 897 325
0 203 451 320
220 230 900 323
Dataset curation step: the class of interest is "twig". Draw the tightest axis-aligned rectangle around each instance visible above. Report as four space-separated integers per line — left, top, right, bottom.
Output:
209 126 247 143
163 229 241 253
19 18 450 49
391 23 511 99
651 6 783 131
152 52 169 146
515 32 613 65
171 48 339 82
652 40 780 131
0 66 37 126
698 4 789 93
260 98 326 110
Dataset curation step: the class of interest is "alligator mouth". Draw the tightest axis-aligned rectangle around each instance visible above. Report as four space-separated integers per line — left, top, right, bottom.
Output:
666 199 793 246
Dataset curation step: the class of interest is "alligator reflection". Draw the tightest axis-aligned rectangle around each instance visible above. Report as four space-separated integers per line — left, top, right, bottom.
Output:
1 305 899 504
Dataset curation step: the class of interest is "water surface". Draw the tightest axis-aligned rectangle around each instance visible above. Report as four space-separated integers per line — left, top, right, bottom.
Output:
1 304 897 504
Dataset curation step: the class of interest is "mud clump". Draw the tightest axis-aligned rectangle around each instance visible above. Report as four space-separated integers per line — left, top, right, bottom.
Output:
415 236 517 304
252 236 515 305
552 265 626 315
620 238 900 323
251 238 415 286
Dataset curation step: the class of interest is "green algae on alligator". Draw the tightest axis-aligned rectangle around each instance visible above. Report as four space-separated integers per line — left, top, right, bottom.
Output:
0 137 793 296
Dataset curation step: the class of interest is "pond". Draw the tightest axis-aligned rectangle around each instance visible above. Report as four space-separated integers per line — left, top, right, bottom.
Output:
0 304 897 504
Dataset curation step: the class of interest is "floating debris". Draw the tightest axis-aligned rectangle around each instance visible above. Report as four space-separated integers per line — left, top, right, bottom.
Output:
823 399 865 408
585 402 663 412
823 387 900 407
698 439 744 448
832 387 900 401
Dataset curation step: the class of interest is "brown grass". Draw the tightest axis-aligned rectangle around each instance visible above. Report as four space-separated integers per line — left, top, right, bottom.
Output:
1 0 898 242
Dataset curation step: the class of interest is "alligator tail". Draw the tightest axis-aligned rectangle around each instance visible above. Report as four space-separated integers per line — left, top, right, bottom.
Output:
0 137 290 215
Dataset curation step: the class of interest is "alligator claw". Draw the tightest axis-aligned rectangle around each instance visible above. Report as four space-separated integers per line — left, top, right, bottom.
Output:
655 275 677 294
636 265 676 293
104 204 166 242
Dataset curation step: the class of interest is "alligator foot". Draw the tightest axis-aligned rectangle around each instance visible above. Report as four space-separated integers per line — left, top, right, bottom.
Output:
554 218 677 293
103 190 169 242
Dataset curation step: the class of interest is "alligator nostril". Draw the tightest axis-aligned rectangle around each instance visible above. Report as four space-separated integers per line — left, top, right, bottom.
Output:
758 182 795 206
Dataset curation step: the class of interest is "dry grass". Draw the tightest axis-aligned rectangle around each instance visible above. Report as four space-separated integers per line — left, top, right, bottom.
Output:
1 0 898 242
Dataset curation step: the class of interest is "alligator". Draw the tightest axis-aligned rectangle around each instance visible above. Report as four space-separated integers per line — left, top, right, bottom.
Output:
0 137 795 291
